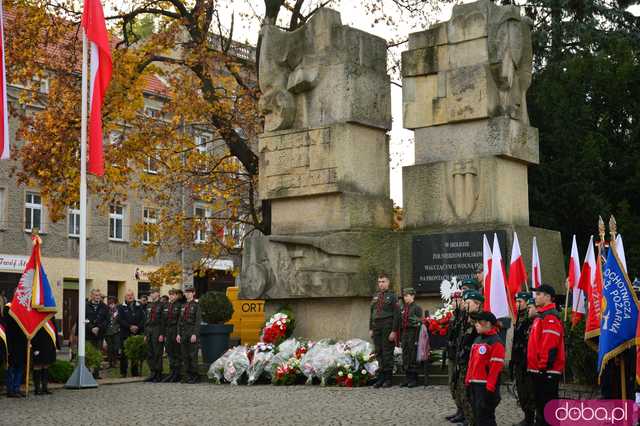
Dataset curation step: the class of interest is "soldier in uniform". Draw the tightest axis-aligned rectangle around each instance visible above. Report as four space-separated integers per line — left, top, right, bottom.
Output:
118 290 145 377
178 286 201 384
445 290 465 421
511 292 536 426
3 304 26 398
161 289 184 383
105 296 120 368
369 272 400 388
399 287 423 388
144 288 165 382
453 289 484 426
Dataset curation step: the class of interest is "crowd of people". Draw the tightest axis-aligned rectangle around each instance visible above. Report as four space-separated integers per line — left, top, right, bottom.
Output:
0 284 203 398
369 272 565 426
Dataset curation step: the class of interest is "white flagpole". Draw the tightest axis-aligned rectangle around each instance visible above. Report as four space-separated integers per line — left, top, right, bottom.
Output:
66 28 96 388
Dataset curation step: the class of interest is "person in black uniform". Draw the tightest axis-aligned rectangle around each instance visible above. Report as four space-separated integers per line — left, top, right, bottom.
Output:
369 272 400 388
86 289 108 377
3 304 27 398
118 290 145 377
31 319 61 395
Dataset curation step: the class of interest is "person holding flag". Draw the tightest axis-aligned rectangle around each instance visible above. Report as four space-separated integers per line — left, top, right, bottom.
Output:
31 319 60 395
527 284 565 426
597 218 639 401
3 303 27 398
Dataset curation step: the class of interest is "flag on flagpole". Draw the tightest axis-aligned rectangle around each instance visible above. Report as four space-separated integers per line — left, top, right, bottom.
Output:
81 0 112 176
0 0 9 160
597 245 640 380
531 237 542 289
486 233 511 319
507 232 528 315
482 234 492 301
583 236 601 342
9 236 57 339
569 235 585 326
616 234 627 274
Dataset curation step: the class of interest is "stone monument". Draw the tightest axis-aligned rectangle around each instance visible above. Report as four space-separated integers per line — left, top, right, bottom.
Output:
400 0 565 302
240 8 400 340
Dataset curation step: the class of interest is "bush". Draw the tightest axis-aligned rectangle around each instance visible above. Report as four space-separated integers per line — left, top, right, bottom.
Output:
563 314 598 385
123 335 148 362
83 342 103 371
48 360 74 383
199 291 234 324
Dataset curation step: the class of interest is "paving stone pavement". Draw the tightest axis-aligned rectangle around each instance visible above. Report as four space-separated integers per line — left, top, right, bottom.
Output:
0 383 525 425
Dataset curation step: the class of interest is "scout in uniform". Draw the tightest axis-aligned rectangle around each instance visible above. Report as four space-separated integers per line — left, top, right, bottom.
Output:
527 284 565 426
399 287 423 388
144 288 165 382
453 289 484 426
161 288 184 383
369 272 400 388
178 286 201 384
465 311 506 426
446 289 465 422
511 292 536 426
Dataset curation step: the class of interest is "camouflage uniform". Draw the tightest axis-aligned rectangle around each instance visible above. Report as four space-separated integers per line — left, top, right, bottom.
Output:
511 298 535 426
161 296 183 382
399 291 423 387
178 295 201 383
447 305 465 404
144 298 165 381
456 313 478 426
370 289 400 386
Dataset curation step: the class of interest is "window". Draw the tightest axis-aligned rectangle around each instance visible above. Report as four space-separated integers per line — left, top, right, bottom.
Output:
109 131 122 146
25 192 43 232
194 203 212 243
109 204 125 241
144 154 159 174
144 107 162 119
195 134 212 153
142 207 157 244
68 203 80 238
35 77 49 94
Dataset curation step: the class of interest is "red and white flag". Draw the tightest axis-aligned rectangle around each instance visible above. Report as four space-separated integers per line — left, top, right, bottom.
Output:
531 237 542 289
616 234 627 274
482 234 492 299
582 236 601 341
487 233 511 319
507 232 528 316
569 235 585 326
82 0 112 176
0 0 9 160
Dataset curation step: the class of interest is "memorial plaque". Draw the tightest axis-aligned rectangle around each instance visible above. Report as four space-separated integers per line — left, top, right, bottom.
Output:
412 230 507 294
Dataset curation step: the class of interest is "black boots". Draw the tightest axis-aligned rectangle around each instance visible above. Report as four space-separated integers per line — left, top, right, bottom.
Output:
372 372 385 388
41 370 51 394
33 369 42 395
161 370 178 383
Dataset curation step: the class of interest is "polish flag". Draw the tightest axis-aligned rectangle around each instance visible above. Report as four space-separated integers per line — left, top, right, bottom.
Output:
531 237 542 289
482 234 492 301
568 235 585 326
507 232 527 316
582 236 601 341
616 234 627 274
0 0 9 160
487 234 510 319
82 0 112 176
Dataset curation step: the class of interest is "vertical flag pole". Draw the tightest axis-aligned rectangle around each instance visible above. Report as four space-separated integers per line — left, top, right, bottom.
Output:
608 215 627 400
564 278 570 322
65 28 97 389
25 339 30 396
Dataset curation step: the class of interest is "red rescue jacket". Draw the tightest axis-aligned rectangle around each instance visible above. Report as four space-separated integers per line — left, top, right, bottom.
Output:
527 303 565 375
465 328 505 392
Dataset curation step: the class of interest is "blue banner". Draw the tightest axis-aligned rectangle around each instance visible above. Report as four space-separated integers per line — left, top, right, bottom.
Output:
597 248 640 377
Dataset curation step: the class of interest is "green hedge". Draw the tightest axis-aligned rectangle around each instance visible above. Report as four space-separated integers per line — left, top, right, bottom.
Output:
48 360 74 383
563 314 598 385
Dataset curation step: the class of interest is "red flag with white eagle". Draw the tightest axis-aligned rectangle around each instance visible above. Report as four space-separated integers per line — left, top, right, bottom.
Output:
0 0 9 160
531 237 542 289
569 235 585 326
82 0 112 176
507 232 527 316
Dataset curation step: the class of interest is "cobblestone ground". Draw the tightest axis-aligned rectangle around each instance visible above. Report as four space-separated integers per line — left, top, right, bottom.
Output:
0 383 524 426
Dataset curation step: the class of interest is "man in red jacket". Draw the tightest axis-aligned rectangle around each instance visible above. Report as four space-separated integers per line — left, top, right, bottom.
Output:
465 310 506 426
527 284 565 426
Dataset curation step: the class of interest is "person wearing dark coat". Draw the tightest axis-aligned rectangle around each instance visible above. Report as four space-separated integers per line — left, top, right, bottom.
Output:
118 290 145 377
3 304 27 398
31 319 61 395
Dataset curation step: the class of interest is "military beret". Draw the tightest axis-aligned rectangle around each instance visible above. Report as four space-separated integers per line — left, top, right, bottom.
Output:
463 289 484 302
470 310 498 325
515 291 533 302
533 284 555 298
402 287 416 295
462 278 480 290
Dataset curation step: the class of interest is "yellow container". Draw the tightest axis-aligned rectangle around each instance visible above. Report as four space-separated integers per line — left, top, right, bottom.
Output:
225 287 265 345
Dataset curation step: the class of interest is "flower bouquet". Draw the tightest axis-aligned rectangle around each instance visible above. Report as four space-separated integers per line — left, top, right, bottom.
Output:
207 348 232 383
261 309 296 345
223 346 250 385
247 342 274 385
334 364 370 388
272 357 303 386
426 305 454 336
